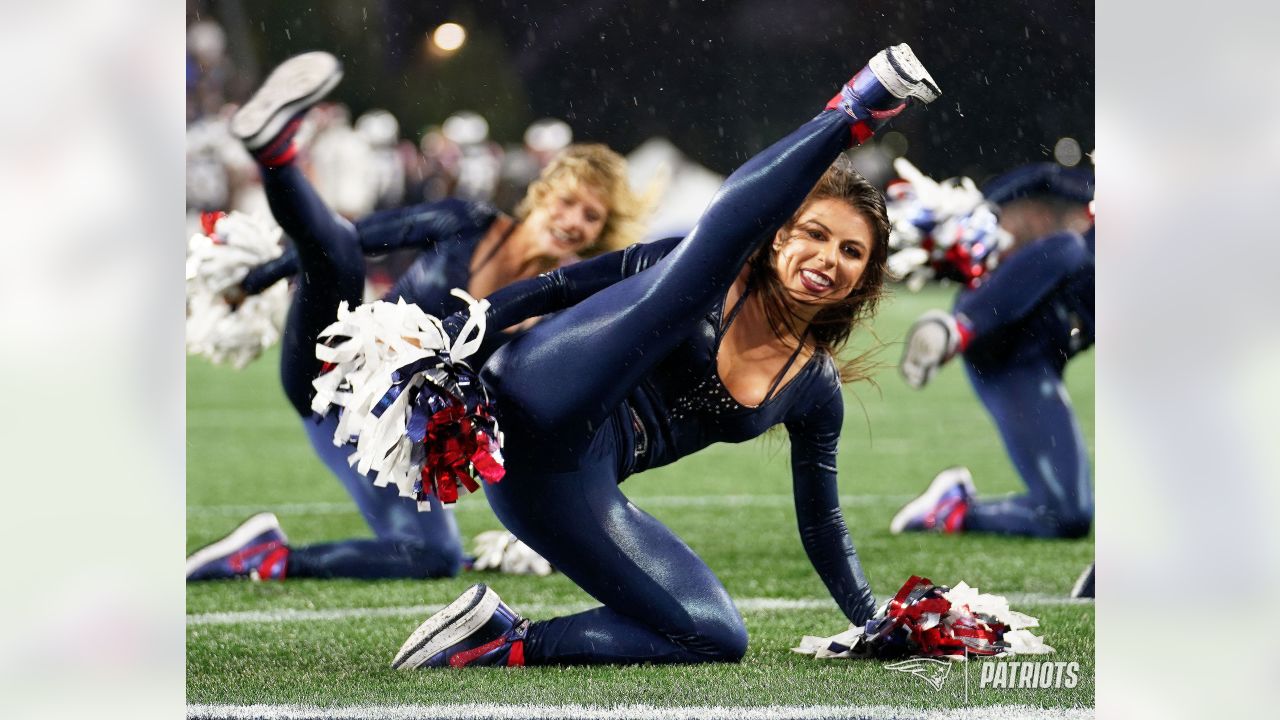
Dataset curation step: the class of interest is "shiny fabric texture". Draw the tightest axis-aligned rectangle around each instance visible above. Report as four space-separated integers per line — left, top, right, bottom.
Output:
476 110 878 664
257 167 499 577
956 228 1096 537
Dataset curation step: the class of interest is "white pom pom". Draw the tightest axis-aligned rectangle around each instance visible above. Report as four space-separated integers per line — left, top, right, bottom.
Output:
791 624 865 658
942 581 1054 655
890 157 986 225
186 212 290 369
310 295 492 505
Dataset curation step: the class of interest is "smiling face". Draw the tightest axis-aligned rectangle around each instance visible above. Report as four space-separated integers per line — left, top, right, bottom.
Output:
771 198 876 309
523 181 609 259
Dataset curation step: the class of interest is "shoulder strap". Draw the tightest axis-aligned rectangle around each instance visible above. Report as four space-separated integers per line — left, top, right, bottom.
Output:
719 278 754 335
762 330 809 405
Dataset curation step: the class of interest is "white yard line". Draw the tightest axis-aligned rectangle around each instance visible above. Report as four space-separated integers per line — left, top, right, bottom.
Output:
187 494 917 518
187 595 1090 627
187 702 1092 720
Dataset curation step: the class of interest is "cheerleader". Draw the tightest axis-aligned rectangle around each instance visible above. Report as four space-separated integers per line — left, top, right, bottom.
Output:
383 44 940 667
186 52 646 581
893 162 1095 539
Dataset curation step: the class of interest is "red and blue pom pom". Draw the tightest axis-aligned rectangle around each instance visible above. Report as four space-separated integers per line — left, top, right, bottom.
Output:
310 293 504 511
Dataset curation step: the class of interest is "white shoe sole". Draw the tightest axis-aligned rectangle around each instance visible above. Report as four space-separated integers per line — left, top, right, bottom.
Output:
889 467 974 534
391 584 501 670
184 512 285 577
869 43 941 104
231 51 343 150
1070 563 1095 599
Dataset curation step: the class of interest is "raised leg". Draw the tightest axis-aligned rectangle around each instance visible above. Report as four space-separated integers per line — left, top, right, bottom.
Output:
263 163 367 416
229 53 461 576
488 45 937 465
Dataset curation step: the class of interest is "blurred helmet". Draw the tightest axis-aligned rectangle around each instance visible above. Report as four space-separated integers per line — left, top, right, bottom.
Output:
442 111 489 146
982 163 1094 206
187 21 226 64
355 109 400 147
523 118 572 154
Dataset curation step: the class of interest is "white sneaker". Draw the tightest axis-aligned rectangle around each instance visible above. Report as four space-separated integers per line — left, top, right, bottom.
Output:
391 584 528 669
231 51 343 151
869 43 942 105
890 467 975 534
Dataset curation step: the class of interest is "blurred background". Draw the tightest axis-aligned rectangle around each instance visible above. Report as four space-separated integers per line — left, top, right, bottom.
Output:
13 0 1280 718
186 0 1094 225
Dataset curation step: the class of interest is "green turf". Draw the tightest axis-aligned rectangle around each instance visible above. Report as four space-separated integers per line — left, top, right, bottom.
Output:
187 282 1094 711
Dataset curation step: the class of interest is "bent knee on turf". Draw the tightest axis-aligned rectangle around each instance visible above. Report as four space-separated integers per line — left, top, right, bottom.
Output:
672 615 749 663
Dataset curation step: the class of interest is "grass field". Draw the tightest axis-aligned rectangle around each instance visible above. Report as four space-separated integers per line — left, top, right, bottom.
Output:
187 283 1094 719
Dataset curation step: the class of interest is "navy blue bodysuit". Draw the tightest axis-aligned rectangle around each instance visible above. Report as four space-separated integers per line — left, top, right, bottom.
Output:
953 226 1096 538
253 172 511 578
463 108 877 664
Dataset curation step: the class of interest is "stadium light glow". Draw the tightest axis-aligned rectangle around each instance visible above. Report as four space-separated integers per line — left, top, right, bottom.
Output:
1054 137 1083 167
432 23 467 53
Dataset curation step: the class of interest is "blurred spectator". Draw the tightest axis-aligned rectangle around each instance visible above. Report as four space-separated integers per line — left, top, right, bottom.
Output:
308 103 378 219
186 20 232 122
495 118 573 213
442 111 503 203
355 109 407 211
625 137 721 241
417 126 462 203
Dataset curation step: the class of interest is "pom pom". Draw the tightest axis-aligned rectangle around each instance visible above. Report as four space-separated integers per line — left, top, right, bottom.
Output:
885 158 1013 289
792 576 1054 661
311 292 503 510
186 210 290 369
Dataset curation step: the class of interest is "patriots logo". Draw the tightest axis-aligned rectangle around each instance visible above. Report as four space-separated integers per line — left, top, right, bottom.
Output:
885 657 952 691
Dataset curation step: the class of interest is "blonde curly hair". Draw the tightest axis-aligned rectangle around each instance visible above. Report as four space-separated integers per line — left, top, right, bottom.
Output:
515 143 652 255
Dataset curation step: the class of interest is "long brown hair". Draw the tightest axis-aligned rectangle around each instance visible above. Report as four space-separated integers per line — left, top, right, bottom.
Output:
746 156 891 384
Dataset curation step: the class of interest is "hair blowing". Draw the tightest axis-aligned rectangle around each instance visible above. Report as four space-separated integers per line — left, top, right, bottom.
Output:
515 143 653 256
747 157 892 384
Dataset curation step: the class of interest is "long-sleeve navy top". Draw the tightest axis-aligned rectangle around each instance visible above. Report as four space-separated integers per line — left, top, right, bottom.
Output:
478 236 878 625
955 227 1095 366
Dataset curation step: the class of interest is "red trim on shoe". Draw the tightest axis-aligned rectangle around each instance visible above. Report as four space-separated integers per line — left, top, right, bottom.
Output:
851 122 874 146
870 103 907 120
506 639 525 667
825 90 843 112
228 540 280 573
254 116 304 167
942 500 969 533
448 634 509 668
228 539 286 576
261 546 290 581
262 143 300 168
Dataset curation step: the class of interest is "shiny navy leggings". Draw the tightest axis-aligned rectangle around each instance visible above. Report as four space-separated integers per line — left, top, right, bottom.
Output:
259 163 463 579
481 110 853 664
961 346 1094 539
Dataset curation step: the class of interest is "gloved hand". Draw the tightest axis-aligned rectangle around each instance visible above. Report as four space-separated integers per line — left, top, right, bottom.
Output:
900 310 961 389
